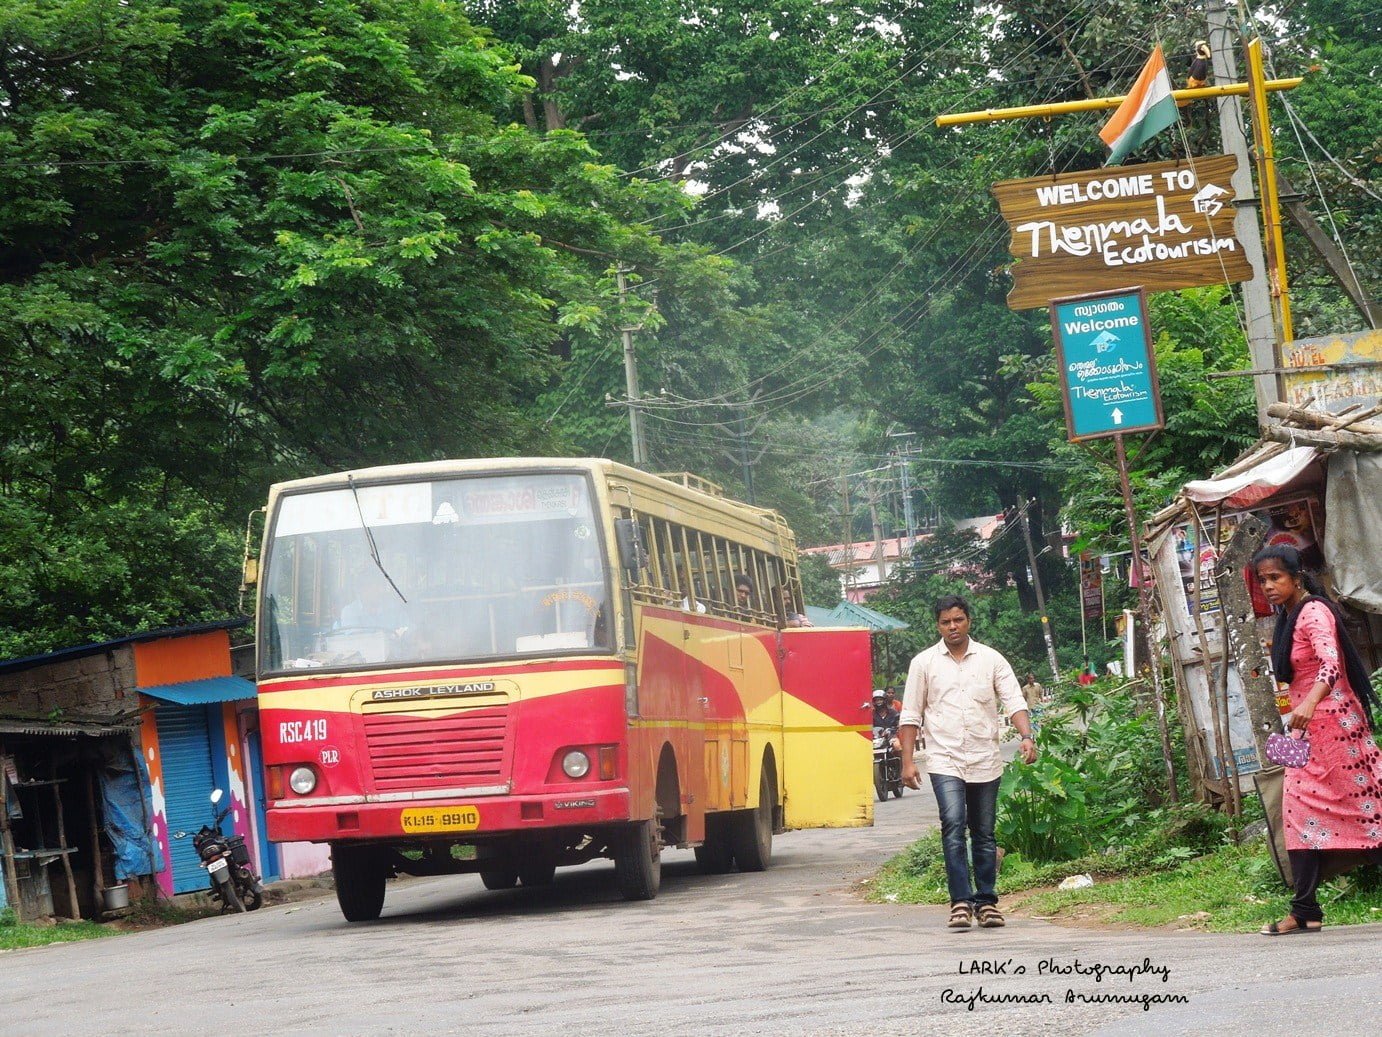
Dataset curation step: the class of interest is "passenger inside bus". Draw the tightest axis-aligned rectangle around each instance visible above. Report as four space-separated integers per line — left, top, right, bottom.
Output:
734 573 755 615
338 578 410 633
779 586 812 628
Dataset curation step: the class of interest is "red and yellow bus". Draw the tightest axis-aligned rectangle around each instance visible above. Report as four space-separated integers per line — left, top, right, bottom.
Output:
254 458 871 921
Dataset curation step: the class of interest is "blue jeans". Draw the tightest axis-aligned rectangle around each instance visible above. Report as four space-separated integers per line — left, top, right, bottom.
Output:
929 772 1001 907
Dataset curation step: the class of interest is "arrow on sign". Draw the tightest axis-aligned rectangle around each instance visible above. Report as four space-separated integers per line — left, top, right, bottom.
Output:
1111 407 1124 425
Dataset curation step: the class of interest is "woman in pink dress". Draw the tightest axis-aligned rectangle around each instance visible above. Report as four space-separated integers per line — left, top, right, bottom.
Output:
1253 545 1382 935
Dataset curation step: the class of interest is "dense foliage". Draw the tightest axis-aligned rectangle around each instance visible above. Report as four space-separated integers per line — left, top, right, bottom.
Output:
2 0 1375 655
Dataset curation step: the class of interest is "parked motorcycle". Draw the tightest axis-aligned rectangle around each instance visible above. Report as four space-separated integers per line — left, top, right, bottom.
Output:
174 788 265 913
872 725 904 802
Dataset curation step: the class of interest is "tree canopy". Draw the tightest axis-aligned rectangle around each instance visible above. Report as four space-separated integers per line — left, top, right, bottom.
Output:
2 0 1376 656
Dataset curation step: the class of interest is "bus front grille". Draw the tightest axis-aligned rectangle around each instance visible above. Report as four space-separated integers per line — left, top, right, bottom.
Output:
362 705 510 792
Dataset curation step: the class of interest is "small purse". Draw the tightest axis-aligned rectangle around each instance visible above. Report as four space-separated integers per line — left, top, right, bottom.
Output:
1265 731 1311 769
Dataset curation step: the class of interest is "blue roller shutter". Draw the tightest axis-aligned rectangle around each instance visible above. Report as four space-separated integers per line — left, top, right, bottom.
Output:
155 705 218 894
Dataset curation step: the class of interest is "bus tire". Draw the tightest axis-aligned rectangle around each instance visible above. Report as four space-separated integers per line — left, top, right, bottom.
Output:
730 764 775 873
332 844 386 922
614 819 661 901
693 816 734 874
518 859 557 887
480 866 518 890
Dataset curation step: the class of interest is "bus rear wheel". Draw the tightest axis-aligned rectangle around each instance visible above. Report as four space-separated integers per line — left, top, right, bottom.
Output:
518 858 557 887
729 765 775 873
332 844 387 922
693 816 734 874
480 866 518 890
614 819 661 901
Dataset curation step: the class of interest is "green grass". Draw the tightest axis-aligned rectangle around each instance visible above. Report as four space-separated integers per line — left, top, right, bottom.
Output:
867 834 1382 933
0 909 112 951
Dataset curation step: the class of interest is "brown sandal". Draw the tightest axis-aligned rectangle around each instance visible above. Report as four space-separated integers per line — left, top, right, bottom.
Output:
977 904 1006 928
1261 916 1321 936
948 903 973 929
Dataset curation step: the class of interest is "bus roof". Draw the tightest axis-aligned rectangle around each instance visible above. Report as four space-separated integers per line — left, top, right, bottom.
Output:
266 458 794 548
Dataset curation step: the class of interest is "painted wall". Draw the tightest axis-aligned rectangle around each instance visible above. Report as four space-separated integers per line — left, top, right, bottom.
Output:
138 701 176 898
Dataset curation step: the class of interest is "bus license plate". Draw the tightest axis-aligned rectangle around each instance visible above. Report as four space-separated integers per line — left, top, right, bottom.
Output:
400 806 480 834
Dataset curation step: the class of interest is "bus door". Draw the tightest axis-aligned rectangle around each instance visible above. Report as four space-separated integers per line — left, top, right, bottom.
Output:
779 625 873 828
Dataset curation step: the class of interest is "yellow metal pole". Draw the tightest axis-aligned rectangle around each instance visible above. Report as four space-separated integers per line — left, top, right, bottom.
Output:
1245 38 1293 344
935 78 1302 127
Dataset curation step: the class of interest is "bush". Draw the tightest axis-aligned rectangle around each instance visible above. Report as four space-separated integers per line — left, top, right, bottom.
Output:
996 679 1186 864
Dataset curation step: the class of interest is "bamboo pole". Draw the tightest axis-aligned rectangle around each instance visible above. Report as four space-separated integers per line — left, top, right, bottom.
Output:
935 78 1303 127
1262 426 1382 451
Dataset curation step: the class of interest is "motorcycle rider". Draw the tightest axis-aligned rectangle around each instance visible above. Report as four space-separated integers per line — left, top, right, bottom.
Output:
871 689 900 748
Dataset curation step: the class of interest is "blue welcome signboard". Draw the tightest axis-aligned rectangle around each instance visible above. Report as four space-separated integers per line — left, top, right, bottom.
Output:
1049 287 1163 441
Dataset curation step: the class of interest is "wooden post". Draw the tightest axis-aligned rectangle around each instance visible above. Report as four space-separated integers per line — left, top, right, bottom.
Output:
49 780 80 922
85 770 105 917
0 763 22 921
1115 434 1180 803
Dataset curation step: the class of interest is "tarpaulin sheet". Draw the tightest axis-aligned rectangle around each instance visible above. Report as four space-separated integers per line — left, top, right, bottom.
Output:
1183 445 1319 509
99 739 165 879
1324 450 1382 614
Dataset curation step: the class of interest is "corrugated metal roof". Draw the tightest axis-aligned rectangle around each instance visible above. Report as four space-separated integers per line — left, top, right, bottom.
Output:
0 712 140 737
823 600 910 632
0 619 249 676
140 676 257 706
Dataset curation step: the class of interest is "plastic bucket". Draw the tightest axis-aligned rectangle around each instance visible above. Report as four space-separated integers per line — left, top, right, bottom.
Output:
102 884 130 911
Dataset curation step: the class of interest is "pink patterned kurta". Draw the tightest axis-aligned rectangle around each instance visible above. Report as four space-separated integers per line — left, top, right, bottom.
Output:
1282 601 1382 851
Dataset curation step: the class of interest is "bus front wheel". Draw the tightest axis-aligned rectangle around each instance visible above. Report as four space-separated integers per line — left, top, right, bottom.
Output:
614 819 661 901
332 844 387 922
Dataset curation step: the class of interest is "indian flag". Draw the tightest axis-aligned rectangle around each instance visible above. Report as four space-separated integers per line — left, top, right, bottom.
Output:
1099 45 1178 166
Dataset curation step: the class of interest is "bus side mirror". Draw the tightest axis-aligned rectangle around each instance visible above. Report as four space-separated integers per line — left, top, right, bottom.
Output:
614 519 648 576
242 556 258 588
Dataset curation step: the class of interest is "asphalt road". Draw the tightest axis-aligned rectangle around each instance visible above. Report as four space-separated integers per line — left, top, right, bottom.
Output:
5 783 1380 1036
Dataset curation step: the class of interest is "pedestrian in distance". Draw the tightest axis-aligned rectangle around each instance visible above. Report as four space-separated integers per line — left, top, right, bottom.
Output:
1021 672 1044 711
1252 545 1382 936
898 594 1037 931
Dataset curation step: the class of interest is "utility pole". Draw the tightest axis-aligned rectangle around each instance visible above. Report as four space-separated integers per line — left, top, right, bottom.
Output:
887 430 917 558
1207 0 1283 424
840 471 854 599
1016 502 1060 681
615 268 647 465
869 497 887 585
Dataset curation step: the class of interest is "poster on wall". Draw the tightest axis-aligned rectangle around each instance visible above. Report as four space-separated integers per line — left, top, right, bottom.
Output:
1198 661 1262 779
1172 494 1324 621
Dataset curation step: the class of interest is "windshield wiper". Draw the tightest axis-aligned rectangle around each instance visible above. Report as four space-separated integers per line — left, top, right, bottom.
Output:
347 473 408 605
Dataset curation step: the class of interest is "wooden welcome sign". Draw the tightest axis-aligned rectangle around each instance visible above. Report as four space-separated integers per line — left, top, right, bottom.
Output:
991 154 1252 311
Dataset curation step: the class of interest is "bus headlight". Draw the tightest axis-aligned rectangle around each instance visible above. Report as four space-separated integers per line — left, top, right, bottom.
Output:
289 766 317 795
561 750 591 779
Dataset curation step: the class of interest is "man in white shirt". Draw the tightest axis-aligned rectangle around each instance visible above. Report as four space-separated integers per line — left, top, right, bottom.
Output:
898 594 1037 931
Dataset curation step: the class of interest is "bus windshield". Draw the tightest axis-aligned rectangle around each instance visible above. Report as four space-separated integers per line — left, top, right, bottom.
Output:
260 471 610 673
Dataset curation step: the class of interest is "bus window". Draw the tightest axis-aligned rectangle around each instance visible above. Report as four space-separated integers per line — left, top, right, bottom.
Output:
261 472 611 672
